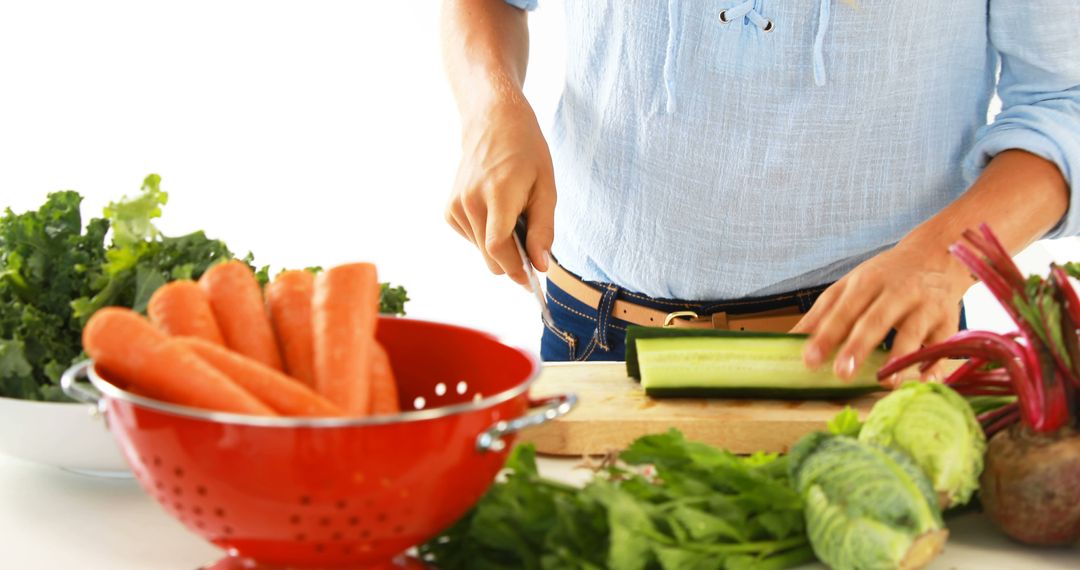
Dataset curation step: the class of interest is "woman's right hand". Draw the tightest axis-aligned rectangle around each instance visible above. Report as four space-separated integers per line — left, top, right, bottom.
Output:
445 97 556 286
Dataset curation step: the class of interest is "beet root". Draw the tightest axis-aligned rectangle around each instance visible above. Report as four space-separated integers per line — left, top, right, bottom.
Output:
979 425 1080 545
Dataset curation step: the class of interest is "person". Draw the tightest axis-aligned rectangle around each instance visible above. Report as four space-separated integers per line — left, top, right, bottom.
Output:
440 0 1079 381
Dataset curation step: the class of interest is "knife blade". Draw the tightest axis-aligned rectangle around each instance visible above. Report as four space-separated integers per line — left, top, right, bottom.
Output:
513 215 555 329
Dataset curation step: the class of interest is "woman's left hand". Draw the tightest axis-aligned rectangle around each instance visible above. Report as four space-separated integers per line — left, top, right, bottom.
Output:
790 239 976 385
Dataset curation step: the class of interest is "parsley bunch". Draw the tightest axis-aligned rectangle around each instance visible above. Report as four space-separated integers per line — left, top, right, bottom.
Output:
421 430 813 570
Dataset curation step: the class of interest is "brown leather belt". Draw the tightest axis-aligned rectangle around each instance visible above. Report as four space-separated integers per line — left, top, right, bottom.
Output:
546 261 804 332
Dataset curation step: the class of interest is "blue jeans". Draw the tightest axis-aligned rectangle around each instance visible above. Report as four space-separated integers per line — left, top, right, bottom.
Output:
538 271 967 362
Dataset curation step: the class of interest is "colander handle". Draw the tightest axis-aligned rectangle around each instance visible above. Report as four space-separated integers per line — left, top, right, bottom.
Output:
61 360 105 406
475 392 578 453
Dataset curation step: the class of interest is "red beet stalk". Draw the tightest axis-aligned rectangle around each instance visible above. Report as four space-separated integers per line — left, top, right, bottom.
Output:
878 225 1080 434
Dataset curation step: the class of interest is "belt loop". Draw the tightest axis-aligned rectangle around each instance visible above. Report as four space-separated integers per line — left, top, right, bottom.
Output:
797 285 828 313
595 284 620 351
795 291 811 313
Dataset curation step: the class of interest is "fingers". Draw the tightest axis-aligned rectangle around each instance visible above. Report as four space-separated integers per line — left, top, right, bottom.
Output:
524 173 556 272
882 312 933 387
919 321 959 382
791 281 844 335
801 281 879 373
484 200 529 286
444 206 470 241
834 294 914 382
462 198 508 278
445 167 537 282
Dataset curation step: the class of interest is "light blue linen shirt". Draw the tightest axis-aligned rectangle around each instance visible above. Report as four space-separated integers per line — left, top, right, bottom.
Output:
506 1 1080 300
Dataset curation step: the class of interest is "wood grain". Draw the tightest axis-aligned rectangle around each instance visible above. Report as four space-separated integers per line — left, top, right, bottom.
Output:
518 361 885 456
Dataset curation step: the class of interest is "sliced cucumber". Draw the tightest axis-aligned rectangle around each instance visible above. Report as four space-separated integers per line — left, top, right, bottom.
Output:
626 326 885 399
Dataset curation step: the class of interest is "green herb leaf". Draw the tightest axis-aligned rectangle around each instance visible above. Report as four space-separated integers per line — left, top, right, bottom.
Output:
826 406 862 437
422 433 811 570
380 283 409 316
103 174 166 248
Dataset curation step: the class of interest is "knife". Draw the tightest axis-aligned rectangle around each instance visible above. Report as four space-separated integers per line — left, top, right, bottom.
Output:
512 215 556 329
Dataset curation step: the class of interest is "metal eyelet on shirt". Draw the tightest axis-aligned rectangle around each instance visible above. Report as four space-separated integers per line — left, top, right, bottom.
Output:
718 10 774 32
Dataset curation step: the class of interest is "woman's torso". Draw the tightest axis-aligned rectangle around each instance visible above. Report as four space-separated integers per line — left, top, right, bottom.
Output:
549 1 996 300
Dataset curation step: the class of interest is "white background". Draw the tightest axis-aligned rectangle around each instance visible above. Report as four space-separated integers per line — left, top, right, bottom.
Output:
0 1 1076 351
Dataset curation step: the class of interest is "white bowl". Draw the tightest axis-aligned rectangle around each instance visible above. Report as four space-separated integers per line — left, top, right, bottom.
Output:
0 396 128 476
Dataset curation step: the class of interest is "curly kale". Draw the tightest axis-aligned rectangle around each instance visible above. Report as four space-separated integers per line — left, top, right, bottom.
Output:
0 191 110 400
1 176 246 400
1 175 410 401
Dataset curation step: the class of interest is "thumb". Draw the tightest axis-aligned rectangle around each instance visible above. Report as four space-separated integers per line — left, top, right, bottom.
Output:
524 173 556 272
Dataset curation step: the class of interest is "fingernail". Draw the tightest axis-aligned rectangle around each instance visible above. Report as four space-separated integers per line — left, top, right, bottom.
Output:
540 250 551 272
887 373 899 387
924 371 941 383
804 344 822 369
835 355 856 380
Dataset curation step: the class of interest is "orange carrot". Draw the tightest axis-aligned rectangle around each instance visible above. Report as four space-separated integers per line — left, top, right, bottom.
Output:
199 260 283 371
176 337 344 417
369 342 401 415
147 280 225 345
265 270 316 388
313 263 379 414
82 307 275 416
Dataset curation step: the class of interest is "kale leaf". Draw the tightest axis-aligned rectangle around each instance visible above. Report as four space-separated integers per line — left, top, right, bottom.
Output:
2 176 245 400
1 174 410 401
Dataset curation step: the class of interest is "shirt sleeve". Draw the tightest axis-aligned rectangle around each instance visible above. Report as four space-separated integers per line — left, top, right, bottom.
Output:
963 1 1080 239
503 0 538 11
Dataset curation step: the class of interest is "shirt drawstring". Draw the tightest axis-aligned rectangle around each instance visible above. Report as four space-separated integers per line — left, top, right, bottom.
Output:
663 0 681 113
714 0 833 87
812 0 832 86
719 1 773 32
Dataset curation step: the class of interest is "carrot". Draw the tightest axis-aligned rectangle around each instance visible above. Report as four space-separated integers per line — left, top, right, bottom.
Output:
176 337 344 417
82 307 275 416
369 342 401 415
147 280 225 345
265 270 317 388
199 260 283 371
313 263 379 414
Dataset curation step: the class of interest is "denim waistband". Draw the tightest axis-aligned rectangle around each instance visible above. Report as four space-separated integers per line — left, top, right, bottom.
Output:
562 265 831 317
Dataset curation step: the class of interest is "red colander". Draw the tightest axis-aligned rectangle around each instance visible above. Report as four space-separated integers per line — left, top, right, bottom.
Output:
61 316 575 570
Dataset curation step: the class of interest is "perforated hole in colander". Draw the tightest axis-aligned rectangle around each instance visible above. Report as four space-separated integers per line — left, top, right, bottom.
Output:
409 379 488 410
272 493 418 557
148 460 240 541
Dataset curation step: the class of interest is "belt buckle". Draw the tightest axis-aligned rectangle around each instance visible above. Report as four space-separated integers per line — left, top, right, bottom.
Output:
663 311 728 329
662 311 698 327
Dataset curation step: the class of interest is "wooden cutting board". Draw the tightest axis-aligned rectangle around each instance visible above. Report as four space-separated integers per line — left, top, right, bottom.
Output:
518 362 884 456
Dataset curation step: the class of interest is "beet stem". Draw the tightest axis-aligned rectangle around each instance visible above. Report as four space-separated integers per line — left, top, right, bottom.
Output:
983 409 1020 437
977 401 1020 425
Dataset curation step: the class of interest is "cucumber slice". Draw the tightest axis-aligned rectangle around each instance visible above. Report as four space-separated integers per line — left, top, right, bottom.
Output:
626 326 885 399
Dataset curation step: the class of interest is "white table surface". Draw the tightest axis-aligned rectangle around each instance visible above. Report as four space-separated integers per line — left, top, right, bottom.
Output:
1 453 1077 570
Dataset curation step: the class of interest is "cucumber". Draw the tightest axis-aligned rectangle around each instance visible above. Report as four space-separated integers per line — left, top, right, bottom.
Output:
625 326 885 399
